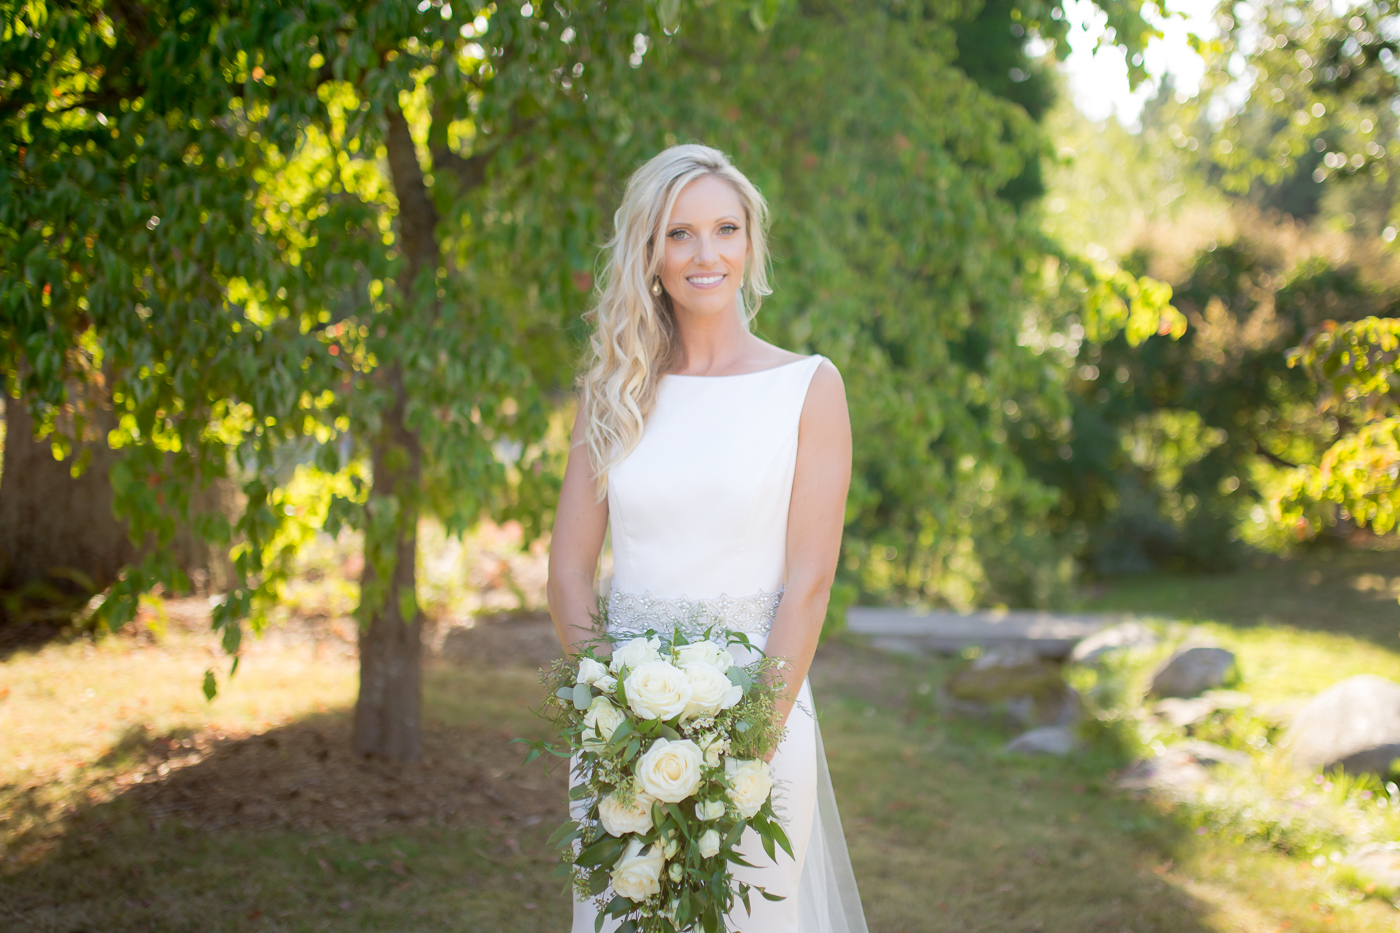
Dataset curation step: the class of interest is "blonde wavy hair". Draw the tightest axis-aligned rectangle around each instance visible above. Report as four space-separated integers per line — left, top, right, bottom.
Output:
579 144 772 499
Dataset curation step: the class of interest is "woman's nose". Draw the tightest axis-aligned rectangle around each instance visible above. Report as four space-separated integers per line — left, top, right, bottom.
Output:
695 235 718 264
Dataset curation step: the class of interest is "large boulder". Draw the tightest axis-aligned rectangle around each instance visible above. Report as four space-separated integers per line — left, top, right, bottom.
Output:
1146 646 1237 699
1282 675 1400 776
942 645 1077 727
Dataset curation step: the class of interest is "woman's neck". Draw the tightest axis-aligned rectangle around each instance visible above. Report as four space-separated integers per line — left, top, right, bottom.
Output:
670 301 755 375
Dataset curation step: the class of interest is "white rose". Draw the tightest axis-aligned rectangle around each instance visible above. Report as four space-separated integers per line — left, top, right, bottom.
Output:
611 839 665 902
669 862 684 882
698 828 721 859
609 636 661 673
695 799 725 821
581 696 626 751
681 663 744 720
634 737 705 802
725 758 774 819
663 837 680 859
676 641 734 672
577 657 609 686
624 660 692 721
595 674 618 694
597 790 655 837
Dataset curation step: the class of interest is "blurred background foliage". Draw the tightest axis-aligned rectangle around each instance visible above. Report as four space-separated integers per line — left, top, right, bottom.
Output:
1036 0 1400 579
4 0 1397 699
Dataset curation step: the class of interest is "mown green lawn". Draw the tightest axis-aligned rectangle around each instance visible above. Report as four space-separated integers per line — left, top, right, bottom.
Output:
2 546 1398 932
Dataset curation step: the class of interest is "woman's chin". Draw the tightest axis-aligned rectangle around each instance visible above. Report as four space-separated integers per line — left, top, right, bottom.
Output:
673 293 742 319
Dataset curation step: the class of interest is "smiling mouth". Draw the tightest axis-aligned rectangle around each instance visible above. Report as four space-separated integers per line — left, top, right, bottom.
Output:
687 274 726 287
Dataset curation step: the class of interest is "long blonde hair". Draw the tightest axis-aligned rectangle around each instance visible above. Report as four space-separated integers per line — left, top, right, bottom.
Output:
580 144 772 499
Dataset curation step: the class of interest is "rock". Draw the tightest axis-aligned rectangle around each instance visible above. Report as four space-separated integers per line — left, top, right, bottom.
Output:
946 645 1060 699
1282 675 1400 776
1115 740 1247 798
1170 739 1250 769
1342 843 1400 893
1004 725 1078 756
1152 690 1252 728
942 646 1077 727
1115 749 1211 798
1069 621 1159 665
1146 646 1238 699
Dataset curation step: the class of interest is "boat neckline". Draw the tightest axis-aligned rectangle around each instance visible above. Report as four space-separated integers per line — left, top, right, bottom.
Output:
664 355 818 380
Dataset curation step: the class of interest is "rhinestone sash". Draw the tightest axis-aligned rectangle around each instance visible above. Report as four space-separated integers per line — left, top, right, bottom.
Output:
605 588 783 639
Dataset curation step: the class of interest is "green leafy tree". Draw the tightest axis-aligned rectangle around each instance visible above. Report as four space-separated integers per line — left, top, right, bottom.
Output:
1276 317 1400 544
2 0 1173 767
1 0 743 760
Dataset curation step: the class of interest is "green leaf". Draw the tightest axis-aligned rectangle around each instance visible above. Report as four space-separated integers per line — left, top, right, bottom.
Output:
201 668 218 701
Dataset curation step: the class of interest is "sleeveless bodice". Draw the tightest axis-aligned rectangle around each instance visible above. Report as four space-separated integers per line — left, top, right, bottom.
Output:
605 354 825 638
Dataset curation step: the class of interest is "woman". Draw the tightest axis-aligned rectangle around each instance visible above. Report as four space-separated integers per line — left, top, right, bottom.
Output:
548 144 867 933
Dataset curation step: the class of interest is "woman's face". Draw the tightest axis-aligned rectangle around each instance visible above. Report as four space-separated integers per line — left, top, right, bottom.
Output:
658 174 748 320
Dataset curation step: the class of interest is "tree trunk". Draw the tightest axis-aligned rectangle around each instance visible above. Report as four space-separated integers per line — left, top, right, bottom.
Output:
352 376 425 761
351 105 440 761
0 393 135 597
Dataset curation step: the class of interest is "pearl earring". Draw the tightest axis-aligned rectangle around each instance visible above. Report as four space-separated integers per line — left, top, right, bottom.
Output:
651 279 662 297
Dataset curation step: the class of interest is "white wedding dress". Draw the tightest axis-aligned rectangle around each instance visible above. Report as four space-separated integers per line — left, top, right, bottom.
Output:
571 354 868 933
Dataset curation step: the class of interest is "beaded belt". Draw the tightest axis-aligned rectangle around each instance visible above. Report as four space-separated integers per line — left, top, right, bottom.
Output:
605 588 783 639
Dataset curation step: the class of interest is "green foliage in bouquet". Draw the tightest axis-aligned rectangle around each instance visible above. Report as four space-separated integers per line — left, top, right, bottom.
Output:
522 615 793 933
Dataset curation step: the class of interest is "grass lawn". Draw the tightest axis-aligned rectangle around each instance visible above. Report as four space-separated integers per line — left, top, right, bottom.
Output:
2 547 1399 931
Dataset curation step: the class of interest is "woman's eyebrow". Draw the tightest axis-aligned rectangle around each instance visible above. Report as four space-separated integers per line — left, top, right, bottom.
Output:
667 215 743 227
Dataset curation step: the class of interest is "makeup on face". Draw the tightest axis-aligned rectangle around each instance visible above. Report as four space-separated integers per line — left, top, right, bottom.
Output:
659 174 748 317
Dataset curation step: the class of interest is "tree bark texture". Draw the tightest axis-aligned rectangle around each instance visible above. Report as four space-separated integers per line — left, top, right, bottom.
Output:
0 386 237 619
352 106 440 761
351 379 425 761
0 393 135 597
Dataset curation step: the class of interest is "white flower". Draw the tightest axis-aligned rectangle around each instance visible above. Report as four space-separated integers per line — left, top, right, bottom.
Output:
597 790 655 836
595 674 618 693
581 696 626 751
663 837 680 859
681 662 743 721
725 758 774 819
624 660 692 721
698 828 721 859
577 657 609 686
611 839 665 902
676 641 734 672
695 799 725 821
669 862 684 882
700 733 730 768
609 636 661 674
634 737 705 802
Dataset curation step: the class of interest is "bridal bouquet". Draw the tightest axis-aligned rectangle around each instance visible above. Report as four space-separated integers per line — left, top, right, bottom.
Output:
525 623 792 933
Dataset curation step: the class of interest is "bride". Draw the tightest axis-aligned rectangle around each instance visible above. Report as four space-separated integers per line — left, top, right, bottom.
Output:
548 144 868 933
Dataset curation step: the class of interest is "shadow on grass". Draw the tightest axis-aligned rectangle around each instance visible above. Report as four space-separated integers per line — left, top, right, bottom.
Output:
0 701 571 933
813 636 1222 933
2 623 1266 933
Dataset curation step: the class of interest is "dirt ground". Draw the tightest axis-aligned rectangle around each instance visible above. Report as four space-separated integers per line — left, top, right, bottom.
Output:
52 609 572 844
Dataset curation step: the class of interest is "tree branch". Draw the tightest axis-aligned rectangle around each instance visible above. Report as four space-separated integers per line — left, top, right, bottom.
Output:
384 105 440 279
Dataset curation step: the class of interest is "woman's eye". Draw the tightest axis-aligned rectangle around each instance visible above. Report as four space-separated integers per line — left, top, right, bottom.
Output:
667 229 688 240
720 224 738 234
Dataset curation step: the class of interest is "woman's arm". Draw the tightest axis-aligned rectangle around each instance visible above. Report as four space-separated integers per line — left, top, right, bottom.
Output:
547 403 610 654
761 360 853 750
